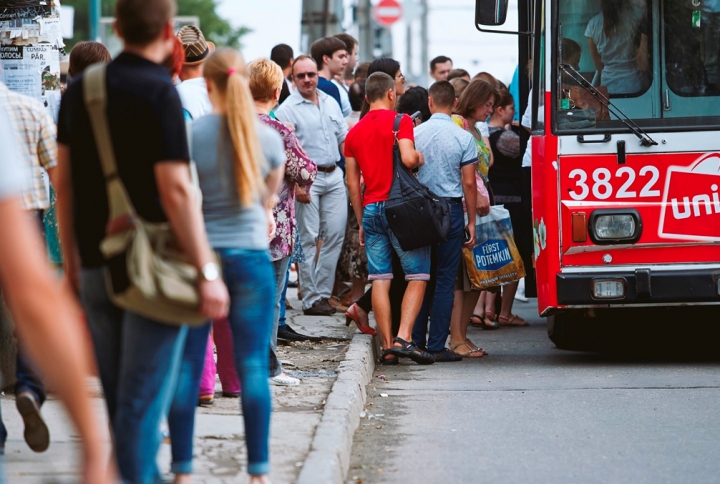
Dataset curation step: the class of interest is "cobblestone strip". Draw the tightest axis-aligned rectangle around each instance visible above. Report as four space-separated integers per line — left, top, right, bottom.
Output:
296 333 376 484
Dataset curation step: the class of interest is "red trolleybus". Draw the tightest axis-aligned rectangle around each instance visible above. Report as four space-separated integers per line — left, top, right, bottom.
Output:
475 0 720 348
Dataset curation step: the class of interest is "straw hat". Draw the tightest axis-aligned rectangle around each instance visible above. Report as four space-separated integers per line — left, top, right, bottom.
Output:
177 25 215 66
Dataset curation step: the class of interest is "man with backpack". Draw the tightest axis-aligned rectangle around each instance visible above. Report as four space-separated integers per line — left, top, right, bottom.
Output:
344 72 434 366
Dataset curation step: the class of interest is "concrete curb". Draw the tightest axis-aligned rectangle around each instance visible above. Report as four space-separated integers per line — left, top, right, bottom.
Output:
296 333 376 484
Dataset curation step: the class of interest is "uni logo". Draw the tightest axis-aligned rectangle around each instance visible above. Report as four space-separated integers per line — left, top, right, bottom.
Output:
659 154 720 241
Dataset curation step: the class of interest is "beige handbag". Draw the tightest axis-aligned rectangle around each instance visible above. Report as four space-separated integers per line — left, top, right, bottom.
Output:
83 63 209 326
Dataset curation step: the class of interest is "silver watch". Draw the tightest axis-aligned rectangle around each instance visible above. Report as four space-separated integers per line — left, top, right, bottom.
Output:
199 262 220 282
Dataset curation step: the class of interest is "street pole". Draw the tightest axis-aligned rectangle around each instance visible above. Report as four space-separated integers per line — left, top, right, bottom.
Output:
420 0 428 86
357 0 373 62
89 0 101 42
405 20 412 81
301 0 342 51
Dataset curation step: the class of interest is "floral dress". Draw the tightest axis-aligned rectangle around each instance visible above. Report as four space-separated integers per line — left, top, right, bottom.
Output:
258 113 317 262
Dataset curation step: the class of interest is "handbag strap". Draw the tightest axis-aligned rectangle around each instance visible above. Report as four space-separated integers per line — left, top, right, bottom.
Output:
83 63 136 220
392 113 404 145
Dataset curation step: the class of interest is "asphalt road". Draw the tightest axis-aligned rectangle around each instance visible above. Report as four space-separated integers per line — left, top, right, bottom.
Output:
349 299 720 484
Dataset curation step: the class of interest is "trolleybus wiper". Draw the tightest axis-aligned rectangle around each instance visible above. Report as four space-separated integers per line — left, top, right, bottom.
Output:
559 64 658 147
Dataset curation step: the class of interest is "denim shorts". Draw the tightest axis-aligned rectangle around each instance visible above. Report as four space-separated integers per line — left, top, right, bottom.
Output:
362 202 431 281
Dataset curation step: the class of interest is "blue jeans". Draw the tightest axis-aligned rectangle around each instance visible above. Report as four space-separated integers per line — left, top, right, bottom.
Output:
362 202 430 281
168 322 211 474
412 201 465 352
80 268 188 484
15 347 45 405
278 264 290 331
216 248 274 476
270 257 291 378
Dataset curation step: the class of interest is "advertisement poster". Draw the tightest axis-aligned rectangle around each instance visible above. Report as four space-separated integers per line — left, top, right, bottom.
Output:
0 43 61 118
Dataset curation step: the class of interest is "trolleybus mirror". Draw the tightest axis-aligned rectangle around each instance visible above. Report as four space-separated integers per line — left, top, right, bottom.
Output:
475 0 509 26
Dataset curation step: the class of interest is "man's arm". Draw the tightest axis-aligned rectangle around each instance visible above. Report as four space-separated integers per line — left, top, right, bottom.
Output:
345 155 364 245
461 164 477 248
55 144 81 292
398 139 423 169
155 162 229 319
0 196 110 483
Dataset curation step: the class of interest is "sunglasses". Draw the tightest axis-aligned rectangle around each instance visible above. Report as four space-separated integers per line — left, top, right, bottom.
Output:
294 72 317 80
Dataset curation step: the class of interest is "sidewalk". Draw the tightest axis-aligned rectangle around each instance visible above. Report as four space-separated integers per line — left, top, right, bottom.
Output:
1 287 362 483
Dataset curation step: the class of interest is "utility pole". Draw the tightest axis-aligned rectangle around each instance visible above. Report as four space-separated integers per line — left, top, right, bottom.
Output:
357 0 373 62
301 0 342 52
420 0 429 86
89 0 101 42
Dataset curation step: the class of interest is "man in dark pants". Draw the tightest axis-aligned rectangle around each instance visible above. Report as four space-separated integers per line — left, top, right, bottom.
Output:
411 81 478 361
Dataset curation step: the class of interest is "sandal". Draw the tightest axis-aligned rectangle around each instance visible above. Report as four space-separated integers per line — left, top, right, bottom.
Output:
497 314 530 327
469 314 484 328
464 338 488 356
388 337 435 365
380 348 399 365
449 342 484 358
485 311 497 322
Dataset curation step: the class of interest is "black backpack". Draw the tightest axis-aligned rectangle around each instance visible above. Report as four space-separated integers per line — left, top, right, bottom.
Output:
385 114 451 251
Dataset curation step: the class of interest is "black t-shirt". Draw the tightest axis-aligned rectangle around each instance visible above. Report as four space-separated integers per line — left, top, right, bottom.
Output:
57 52 189 268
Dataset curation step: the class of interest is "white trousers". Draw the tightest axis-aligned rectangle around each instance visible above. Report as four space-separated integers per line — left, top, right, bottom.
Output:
295 168 348 309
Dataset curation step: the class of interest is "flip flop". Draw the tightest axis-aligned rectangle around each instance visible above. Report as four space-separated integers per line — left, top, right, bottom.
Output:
497 314 530 326
469 314 485 328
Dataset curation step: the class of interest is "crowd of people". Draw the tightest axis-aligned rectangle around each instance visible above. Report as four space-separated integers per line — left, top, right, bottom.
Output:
0 0 533 482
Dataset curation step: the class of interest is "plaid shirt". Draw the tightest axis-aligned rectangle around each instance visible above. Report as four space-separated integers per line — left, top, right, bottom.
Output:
0 82 57 210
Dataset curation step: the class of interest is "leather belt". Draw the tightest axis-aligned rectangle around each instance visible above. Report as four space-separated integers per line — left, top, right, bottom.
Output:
316 164 337 173
447 197 463 203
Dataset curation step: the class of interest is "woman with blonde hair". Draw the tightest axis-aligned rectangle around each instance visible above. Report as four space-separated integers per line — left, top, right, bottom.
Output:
193 48 285 484
247 57 318 386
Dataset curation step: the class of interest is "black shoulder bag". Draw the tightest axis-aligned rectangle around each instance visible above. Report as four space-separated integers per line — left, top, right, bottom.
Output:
385 114 451 251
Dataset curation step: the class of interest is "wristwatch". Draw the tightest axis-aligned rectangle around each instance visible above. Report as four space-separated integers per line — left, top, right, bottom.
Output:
199 262 220 282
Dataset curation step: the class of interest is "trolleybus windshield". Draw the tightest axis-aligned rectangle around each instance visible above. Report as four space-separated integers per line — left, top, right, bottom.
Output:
555 0 720 133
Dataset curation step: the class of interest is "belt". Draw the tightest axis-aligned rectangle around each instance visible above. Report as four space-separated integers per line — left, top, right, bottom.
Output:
447 197 463 203
316 164 337 173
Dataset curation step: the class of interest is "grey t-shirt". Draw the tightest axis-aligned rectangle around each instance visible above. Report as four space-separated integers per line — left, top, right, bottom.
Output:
193 114 285 249
0 107 27 201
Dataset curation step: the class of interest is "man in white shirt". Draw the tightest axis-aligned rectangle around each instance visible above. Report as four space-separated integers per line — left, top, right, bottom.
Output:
275 56 349 316
176 25 214 120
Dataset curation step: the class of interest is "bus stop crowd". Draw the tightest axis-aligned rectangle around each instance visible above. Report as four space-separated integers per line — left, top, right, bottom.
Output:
0 0 535 482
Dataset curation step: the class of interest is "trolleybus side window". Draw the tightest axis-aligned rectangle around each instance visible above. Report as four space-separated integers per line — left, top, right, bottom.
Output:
664 1 720 97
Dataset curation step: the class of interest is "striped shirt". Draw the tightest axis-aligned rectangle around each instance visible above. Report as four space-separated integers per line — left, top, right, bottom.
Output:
0 82 57 210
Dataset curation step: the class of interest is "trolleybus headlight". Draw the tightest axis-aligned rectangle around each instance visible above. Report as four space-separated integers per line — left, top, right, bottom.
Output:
591 278 626 299
588 209 642 244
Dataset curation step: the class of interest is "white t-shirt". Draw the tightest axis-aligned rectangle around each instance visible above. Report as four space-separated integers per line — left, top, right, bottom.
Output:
475 121 490 137
521 92 533 168
331 78 352 117
176 78 213 121
585 10 648 94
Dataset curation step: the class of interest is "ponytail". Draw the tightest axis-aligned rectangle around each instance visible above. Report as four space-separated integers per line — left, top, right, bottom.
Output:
204 48 265 207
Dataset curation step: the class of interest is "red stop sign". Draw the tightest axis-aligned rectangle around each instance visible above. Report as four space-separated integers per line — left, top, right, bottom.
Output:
373 0 403 28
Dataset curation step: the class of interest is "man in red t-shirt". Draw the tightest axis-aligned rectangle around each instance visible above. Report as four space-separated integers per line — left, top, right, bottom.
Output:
345 72 434 365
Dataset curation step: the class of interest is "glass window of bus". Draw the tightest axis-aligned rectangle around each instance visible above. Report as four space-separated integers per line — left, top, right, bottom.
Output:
557 1 652 101
664 1 720 97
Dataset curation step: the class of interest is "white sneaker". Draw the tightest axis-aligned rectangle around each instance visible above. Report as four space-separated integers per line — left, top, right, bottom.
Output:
515 278 528 302
270 373 300 386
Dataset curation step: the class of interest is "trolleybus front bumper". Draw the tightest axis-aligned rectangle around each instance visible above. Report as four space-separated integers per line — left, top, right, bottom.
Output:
557 268 720 306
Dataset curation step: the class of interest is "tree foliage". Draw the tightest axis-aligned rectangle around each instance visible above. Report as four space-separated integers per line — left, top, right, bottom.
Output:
61 0 250 50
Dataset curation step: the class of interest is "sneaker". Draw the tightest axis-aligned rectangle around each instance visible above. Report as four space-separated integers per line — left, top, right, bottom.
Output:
198 394 215 406
270 374 300 386
515 278 528 302
15 391 49 453
302 298 336 316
